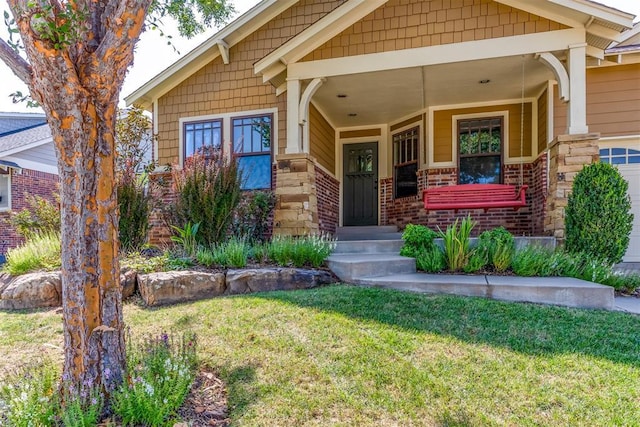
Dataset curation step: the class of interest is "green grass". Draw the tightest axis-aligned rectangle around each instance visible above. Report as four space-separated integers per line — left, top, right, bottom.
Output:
2 286 640 425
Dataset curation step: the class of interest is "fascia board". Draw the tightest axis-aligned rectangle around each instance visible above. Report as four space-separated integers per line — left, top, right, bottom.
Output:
125 0 298 108
254 0 388 76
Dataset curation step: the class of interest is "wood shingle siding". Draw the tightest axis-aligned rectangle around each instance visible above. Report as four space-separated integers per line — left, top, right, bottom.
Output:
301 0 566 62
156 0 348 165
432 102 533 163
309 103 336 174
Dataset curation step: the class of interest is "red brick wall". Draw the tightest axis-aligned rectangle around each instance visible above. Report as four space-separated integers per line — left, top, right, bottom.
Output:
381 163 543 236
0 168 59 255
316 166 339 236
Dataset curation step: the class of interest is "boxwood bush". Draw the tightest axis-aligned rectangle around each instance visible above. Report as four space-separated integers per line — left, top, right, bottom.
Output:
565 162 633 265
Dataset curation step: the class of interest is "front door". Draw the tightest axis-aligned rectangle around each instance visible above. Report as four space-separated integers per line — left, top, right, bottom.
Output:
343 142 378 226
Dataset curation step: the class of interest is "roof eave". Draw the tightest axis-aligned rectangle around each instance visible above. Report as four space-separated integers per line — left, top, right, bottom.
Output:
125 0 298 109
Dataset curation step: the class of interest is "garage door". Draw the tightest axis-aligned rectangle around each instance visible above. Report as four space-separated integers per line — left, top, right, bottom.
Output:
600 147 640 262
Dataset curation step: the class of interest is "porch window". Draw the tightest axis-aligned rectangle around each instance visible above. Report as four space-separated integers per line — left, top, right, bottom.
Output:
232 114 272 190
0 170 9 210
458 117 502 184
184 119 222 160
393 127 419 198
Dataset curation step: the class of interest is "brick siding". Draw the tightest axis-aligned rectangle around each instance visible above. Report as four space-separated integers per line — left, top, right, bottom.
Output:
316 166 339 235
0 168 59 255
381 162 543 236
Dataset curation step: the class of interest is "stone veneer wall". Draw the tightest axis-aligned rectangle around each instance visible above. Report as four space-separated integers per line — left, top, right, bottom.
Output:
381 163 541 236
273 154 319 236
545 134 600 240
0 168 59 255
315 166 339 236
531 152 548 235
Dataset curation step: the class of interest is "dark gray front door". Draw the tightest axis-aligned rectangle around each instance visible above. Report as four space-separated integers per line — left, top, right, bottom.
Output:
343 142 378 226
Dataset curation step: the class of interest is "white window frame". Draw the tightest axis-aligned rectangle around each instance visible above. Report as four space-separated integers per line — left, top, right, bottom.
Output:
178 108 278 167
0 171 11 212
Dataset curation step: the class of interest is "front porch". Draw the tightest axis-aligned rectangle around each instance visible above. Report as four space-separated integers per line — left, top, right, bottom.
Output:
270 35 597 238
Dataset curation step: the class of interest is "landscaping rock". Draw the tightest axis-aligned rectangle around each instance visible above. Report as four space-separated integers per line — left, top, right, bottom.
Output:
138 271 226 306
0 272 62 310
120 268 137 299
226 268 334 295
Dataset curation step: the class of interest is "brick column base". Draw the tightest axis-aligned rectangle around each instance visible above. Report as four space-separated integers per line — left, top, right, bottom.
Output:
273 153 319 236
545 133 600 241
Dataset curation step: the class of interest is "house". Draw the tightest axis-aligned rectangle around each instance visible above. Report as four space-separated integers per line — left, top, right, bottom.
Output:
126 0 639 261
0 112 59 260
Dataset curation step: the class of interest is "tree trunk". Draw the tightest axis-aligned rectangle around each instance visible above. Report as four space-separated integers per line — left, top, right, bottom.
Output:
52 99 125 397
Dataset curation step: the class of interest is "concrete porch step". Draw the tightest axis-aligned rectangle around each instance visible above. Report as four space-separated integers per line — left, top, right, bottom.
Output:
333 240 405 254
327 254 416 283
354 273 614 310
336 226 402 241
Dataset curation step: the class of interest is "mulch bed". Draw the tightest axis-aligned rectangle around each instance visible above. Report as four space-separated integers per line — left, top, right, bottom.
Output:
177 370 229 426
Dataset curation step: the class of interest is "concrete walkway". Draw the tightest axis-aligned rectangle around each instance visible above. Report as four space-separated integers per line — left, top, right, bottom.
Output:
328 235 640 313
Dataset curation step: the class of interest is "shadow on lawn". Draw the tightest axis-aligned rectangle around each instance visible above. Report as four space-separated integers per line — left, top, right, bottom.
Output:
257 284 640 366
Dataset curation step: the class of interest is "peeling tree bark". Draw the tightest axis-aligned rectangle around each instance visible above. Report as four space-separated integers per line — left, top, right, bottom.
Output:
1 0 153 399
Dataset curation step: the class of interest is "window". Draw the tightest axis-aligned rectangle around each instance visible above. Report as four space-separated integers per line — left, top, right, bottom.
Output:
0 170 9 210
393 127 419 198
232 114 272 190
458 117 502 184
600 148 640 165
184 119 222 160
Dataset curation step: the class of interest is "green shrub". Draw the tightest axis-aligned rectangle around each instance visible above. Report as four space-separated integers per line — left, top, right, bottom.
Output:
512 246 554 277
478 227 515 272
604 272 640 292
112 332 197 426
8 194 60 239
231 191 275 243
122 251 171 274
464 245 488 273
195 247 216 268
118 174 152 253
3 232 61 275
438 216 475 272
400 224 439 258
170 153 242 247
416 246 446 273
213 238 250 268
266 234 335 268
565 162 633 265
170 221 200 257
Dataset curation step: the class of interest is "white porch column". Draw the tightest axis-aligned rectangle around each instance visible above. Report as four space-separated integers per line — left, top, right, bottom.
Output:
286 78 302 154
567 43 589 135
298 77 325 153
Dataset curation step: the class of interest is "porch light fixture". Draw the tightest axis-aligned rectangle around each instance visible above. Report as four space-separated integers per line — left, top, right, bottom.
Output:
479 79 491 84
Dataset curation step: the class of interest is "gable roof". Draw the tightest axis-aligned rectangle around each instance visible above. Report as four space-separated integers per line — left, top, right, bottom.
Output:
0 123 52 157
0 112 46 137
125 0 298 109
127 0 635 108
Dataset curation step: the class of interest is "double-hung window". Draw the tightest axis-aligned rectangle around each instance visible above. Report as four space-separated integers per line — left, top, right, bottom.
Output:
0 170 10 210
184 119 222 160
458 117 502 184
393 127 419 198
232 114 272 190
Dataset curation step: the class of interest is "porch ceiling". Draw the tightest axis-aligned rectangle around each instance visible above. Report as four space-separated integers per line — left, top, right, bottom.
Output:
312 55 555 128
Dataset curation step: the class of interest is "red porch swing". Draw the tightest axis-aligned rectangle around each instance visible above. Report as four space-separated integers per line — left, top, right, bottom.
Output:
423 57 529 212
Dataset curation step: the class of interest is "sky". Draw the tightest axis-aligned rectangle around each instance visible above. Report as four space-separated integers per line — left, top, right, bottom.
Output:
0 0 638 114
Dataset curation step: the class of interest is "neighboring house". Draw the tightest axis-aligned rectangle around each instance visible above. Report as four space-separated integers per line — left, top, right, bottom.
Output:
126 0 639 261
0 112 59 260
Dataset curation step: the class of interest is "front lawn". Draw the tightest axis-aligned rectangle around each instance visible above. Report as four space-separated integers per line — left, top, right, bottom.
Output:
1 285 639 425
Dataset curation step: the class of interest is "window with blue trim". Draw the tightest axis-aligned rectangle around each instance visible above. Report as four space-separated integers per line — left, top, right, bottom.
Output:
184 119 222 160
232 115 272 190
600 148 640 165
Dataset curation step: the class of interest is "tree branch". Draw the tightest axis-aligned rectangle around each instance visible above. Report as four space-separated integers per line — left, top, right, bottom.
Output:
0 37 32 83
